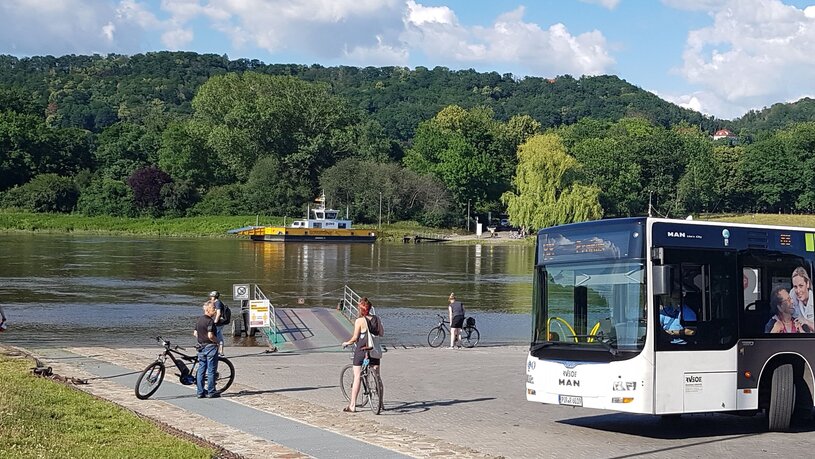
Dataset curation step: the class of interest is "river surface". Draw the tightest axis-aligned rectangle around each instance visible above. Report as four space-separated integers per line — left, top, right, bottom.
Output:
0 234 534 348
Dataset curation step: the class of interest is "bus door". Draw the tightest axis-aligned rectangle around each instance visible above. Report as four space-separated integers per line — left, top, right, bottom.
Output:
653 248 739 414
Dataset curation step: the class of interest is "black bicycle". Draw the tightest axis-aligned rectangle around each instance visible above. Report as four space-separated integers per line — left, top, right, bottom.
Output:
135 337 235 400
340 345 383 414
427 314 480 348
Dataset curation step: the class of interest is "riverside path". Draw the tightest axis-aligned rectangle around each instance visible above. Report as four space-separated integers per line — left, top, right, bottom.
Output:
6 341 815 459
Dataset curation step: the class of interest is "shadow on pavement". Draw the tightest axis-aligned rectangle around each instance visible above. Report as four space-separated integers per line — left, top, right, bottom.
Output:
386 396 496 414
558 411 815 439
224 386 335 397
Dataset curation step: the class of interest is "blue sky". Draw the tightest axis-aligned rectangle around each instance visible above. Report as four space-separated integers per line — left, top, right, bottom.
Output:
2 0 815 119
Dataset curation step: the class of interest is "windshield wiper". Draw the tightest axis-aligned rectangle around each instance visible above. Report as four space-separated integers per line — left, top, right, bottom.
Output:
594 338 618 356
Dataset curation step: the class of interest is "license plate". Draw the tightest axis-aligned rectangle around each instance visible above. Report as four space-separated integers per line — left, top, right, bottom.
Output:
559 395 583 406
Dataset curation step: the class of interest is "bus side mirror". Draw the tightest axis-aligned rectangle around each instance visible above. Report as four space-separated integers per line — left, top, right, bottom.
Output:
652 265 672 296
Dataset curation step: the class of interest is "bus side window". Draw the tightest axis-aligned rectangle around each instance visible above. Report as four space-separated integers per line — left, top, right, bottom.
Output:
743 267 760 310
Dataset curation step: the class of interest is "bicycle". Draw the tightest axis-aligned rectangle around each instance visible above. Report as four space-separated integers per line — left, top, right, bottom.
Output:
339 345 384 414
427 314 480 348
135 336 235 400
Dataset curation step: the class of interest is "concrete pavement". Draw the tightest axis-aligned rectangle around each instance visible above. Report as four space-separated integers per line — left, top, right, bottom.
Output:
8 343 815 458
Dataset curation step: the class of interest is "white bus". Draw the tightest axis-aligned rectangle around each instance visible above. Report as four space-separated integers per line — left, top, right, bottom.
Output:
525 217 815 431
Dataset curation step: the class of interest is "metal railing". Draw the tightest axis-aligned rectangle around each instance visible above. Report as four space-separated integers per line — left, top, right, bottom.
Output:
338 285 377 322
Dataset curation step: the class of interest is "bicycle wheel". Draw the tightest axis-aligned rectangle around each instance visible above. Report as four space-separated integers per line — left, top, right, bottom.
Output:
215 357 235 393
367 369 383 415
135 361 165 400
462 327 480 348
427 326 446 347
340 364 369 406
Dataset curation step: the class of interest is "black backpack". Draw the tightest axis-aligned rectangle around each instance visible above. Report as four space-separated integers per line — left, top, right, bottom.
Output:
218 303 232 325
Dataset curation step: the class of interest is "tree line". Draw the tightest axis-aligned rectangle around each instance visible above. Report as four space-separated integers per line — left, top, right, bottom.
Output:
2 52 815 229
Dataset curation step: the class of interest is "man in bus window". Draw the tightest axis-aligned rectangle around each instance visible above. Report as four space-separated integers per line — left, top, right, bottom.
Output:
659 297 696 344
790 267 814 332
765 287 807 333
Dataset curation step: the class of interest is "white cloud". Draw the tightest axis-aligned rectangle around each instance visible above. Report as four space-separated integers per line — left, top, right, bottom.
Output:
579 0 622 10
402 5 614 76
406 0 456 25
660 0 728 12
670 0 815 118
0 0 194 55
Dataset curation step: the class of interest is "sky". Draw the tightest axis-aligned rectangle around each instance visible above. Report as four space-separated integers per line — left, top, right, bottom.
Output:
1 0 815 120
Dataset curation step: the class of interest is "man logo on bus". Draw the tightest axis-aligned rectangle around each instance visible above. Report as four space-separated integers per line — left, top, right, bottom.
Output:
667 231 686 238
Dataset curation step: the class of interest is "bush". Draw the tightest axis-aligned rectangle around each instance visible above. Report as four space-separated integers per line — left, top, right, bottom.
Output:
188 184 248 216
1 174 78 213
76 178 137 217
160 181 200 217
127 165 172 216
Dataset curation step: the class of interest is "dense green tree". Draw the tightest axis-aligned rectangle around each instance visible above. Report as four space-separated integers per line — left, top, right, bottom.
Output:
404 105 531 215
158 121 218 188
188 184 248 216
1 174 78 212
95 122 160 180
244 156 314 216
190 72 359 188
501 133 603 230
320 158 452 224
76 177 137 217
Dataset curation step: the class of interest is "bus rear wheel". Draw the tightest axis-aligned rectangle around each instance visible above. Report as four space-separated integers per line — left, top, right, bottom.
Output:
767 363 794 432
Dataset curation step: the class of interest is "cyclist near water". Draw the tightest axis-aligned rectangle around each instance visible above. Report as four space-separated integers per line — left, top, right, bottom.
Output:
448 292 465 348
194 301 219 398
341 297 384 412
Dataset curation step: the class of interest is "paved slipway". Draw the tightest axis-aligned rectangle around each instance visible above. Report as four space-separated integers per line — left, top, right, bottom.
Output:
5 342 815 459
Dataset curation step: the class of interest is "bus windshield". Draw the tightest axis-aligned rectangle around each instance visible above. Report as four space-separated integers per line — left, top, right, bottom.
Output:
531 219 646 358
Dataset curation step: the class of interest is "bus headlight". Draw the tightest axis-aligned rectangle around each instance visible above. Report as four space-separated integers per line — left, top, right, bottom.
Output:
612 397 634 403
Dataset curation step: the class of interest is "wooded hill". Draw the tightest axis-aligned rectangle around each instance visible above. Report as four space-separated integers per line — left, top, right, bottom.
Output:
2 51 815 229
0 51 720 139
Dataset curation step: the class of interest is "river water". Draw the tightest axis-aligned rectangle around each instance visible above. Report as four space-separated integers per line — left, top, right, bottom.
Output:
0 234 534 348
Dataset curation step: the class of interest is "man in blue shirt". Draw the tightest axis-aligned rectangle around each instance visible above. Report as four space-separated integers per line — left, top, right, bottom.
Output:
659 296 696 344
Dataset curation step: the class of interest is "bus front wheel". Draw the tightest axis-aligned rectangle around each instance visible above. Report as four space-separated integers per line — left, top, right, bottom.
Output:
767 363 794 432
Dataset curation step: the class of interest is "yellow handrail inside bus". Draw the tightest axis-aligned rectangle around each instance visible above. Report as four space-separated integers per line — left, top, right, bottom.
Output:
588 321 601 342
547 317 578 343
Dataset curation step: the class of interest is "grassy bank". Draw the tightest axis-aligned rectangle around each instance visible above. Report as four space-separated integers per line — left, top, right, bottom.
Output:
0 211 476 242
0 353 213 459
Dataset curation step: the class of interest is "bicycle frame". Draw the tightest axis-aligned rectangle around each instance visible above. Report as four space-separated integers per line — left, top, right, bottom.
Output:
155 339 198 383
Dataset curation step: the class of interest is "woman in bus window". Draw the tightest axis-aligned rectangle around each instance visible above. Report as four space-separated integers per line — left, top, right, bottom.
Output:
790 267 814 332
766 287 806 333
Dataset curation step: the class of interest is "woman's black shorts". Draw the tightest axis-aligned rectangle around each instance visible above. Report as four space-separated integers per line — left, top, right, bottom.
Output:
451 314 465 328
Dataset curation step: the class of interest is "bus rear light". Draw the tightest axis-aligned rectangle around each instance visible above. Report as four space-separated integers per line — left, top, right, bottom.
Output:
743 389 752 394
612 397 634 404
744 371 752 379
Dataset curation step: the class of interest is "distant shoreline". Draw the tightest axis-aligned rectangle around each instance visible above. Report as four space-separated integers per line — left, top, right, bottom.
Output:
0 211 530 244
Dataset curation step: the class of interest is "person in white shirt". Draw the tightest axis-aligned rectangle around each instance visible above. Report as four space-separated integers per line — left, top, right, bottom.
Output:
790 267 814 332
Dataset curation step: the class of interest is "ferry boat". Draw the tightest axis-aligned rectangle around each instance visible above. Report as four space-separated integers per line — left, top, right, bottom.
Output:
229 195 377 243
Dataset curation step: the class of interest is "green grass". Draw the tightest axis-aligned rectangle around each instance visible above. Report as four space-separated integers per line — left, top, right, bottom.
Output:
0 211 475 241
0 354 214 459
700 213 815 228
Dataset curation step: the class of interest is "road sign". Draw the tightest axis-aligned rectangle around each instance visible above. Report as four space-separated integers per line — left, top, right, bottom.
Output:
233 284 250 301
248 300 271 328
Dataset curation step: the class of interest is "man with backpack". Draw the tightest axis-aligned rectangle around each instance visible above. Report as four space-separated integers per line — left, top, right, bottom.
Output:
208 290 229 356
